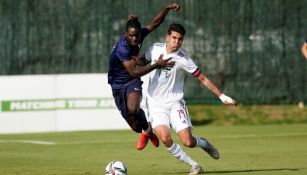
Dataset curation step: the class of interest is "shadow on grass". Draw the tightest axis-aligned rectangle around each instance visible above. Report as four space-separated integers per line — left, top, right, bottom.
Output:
205 168 301 174
165 167 302 174
191 119 214 126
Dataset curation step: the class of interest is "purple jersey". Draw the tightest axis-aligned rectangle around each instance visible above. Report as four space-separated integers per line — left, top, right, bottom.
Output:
108 28 150 89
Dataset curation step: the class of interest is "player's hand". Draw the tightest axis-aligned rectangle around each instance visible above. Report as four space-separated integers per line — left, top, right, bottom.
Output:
166 3 180 11
219 94 238 106
156 54 175 69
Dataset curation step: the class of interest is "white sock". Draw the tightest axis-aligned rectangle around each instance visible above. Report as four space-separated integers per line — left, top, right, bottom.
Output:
167 143 198 167
194 137 208 149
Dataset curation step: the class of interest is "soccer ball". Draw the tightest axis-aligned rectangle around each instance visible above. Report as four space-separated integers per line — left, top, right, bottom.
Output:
105 160 127 175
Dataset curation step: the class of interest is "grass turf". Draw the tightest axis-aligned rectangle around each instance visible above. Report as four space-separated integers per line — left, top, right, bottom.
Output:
0 124 306 175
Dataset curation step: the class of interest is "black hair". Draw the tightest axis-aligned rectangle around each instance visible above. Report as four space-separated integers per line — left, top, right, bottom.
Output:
126 15 141 31
168 23 185 36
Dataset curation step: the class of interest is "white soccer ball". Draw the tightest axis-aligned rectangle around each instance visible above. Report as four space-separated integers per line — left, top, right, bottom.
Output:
105 160 127 175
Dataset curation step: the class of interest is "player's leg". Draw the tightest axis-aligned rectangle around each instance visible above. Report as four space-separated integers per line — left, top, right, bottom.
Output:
154 125 200 170
177 128 219 159
170 100 197 148
154 125 173 147
149 107 201 174
169 122 203 174
174 100 220 160
125 91 144 132
125 92 148 150
177 128 196 148
125 81 159 150
112 80 158 150
125 79 150 132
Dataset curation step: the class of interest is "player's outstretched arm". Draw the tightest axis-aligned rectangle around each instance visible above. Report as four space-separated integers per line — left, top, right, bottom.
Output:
197 73 238 105
145 3 180 32
301 41 307 60
123 54 174 78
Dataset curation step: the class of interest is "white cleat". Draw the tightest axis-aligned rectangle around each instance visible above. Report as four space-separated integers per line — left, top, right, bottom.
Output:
189 165 204 175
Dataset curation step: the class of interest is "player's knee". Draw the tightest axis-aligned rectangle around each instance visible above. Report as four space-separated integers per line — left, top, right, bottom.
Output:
127 108 139 118
126 102 140 117
160 135 172 146
182 138 195 148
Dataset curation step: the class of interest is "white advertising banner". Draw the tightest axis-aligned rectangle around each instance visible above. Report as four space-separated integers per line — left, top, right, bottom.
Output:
0 74 131 134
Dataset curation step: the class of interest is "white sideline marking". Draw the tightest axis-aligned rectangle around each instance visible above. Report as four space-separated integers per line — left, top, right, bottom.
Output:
0 139 136 145
0 139 56 145
0 133 306 145
58 139 136 145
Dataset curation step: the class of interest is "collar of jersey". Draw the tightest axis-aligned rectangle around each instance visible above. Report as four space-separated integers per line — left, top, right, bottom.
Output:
164 44 179 58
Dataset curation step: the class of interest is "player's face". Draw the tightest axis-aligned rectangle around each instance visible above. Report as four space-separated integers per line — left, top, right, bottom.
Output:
125 27 141 47
166 31 184 52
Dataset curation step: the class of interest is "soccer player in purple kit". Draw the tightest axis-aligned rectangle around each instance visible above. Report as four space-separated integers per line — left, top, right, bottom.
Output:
108 3 180 150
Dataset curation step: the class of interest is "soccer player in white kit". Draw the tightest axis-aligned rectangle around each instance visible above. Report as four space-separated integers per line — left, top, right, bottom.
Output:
143 23 238 175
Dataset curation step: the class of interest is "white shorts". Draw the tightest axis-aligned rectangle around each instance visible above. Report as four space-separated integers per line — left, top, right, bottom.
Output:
146 99 193 133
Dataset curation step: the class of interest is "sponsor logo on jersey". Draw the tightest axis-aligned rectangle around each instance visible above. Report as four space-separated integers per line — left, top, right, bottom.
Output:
177 51 188 60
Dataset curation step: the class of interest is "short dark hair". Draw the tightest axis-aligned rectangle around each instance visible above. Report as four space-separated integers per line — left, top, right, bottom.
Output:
126 15 141 31
168 23 185 36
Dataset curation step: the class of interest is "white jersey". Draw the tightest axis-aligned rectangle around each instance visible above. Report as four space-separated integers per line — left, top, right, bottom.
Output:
144 43 201 107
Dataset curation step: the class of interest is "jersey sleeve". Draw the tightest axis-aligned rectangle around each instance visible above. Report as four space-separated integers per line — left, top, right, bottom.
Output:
141 27 150 39
184 59 201 77
179 52 201 77
116 46 132 62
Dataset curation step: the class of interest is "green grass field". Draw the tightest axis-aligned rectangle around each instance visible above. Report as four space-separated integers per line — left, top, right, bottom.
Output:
0 124 307 175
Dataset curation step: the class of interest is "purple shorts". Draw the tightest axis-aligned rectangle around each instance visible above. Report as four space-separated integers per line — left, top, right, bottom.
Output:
112 79 143 118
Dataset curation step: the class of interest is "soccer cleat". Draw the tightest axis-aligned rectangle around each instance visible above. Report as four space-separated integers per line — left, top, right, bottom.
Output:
201 138 220 160
136 132 149 150
148 132 159 147
189 165 204 175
